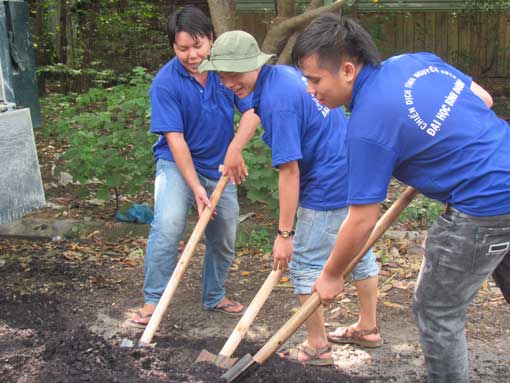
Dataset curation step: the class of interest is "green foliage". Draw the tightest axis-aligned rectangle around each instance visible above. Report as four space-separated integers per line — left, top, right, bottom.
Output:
462 0 510 12
237 114 280 211
37 64 127 89
42 66 155 205
236 227 273 254
399 195 443 227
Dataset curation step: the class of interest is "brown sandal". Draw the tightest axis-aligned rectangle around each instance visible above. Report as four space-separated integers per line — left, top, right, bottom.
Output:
278 344 334 366
211 300 244 316
327 326 383 348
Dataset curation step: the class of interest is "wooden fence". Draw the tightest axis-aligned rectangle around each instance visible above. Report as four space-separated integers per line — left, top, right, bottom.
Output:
237 10 510 96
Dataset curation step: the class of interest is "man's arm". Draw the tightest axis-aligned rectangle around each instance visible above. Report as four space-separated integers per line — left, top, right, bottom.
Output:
165 132 211 216
470 81 493 108
273 160 300 270
314 203 380 303
223 108 260 184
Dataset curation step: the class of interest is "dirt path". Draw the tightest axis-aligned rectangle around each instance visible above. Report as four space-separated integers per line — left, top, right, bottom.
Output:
1 231 508 383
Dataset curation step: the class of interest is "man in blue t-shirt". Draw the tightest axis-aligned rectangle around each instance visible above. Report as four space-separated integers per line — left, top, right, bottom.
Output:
130 6 259 327
293 13 510 382
199 31 382 365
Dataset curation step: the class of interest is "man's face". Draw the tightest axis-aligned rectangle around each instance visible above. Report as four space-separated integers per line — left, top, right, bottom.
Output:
299 53 355 108
218 70 259 99
173 32 212 75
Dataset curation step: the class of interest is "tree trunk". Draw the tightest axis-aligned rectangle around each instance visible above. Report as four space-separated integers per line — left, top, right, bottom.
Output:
277 0 323 65
276 0 295 18
207 0 237 37
46 0 63 63
64 0 78 67
262 0 347 59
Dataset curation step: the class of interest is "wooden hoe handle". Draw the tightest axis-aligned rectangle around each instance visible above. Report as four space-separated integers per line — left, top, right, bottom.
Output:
253 186 419 364
139 174 230 346
217 269 284 363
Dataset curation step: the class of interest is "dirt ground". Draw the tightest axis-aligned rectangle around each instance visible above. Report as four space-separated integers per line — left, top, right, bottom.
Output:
1 216 509 383
1 135 509 383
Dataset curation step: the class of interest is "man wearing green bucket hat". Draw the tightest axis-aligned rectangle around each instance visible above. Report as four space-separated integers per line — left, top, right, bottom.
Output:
199 31 382 365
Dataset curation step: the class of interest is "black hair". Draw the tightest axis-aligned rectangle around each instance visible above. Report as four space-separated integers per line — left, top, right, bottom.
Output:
166 5 213 46
292 13 381 71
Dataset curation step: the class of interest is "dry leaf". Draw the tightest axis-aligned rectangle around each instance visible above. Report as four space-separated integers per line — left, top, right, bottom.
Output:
62 250 83 261
393 281 409 290
279 276 289 283
122 258 142 267
127 249 144 258
240 271 250 276
236 249 251 257
380 284 393 292
87 230 101 238
383 301 406 310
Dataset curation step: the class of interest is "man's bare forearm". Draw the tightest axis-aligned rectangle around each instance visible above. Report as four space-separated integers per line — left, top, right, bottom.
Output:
165 132 201 192
278 161 300 231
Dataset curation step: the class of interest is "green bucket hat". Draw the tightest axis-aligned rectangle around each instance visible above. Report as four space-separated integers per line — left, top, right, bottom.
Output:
198 30 274 73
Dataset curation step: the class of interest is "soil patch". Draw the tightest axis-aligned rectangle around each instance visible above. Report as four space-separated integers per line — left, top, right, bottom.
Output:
1 235 509 383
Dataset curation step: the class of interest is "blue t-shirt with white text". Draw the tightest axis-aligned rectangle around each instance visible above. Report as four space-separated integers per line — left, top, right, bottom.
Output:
347 52 510 216
150 57 252 180
252 65 349 211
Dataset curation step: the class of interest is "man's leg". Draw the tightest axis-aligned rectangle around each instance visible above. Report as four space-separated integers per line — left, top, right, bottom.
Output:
202 179 240 311
298 294 328 349
354 275 378 329
328 250 381 347
132 160 192 323
283 207 349 364
413 213 509 383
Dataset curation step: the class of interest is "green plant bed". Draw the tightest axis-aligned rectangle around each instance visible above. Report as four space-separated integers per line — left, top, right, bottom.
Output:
41 67 155 209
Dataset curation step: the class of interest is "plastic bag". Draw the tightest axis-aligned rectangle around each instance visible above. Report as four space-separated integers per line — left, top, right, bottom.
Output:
114 203 153 224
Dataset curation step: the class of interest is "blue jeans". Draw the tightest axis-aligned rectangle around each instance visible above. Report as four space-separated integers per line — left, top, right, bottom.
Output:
290 207 379 294
413 207 510 383
144 159 239 309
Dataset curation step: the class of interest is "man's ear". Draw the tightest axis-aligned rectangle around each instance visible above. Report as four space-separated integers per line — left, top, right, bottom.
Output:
342 61 357 82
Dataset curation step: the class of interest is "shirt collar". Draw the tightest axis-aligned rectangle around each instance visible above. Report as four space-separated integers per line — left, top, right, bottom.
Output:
349 64 377 111
174 58 193 78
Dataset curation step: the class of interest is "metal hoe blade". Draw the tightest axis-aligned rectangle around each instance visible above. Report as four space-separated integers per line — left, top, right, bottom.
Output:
221 353 258 383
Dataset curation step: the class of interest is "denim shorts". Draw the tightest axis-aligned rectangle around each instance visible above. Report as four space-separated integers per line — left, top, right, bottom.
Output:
289 207 379 294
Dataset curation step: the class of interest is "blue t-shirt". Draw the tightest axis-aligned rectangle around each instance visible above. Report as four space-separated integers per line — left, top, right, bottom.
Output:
150 57 252 180
347 52 510 216
252 65 349 211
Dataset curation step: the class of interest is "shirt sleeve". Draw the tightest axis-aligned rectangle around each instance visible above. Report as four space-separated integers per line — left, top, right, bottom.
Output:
347 137 397 205
268 110 303 167
235 92 254 113
149 84 184 134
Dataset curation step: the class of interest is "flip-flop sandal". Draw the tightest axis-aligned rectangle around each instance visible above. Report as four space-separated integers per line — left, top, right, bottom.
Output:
327 326 383 348
127 310 153 329
211 300 244 317
278 344 333 366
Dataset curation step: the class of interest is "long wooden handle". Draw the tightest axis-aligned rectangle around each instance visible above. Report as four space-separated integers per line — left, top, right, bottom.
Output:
139 175 230 345
343 186 419 276
253 186 418 364
216 269 284 362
